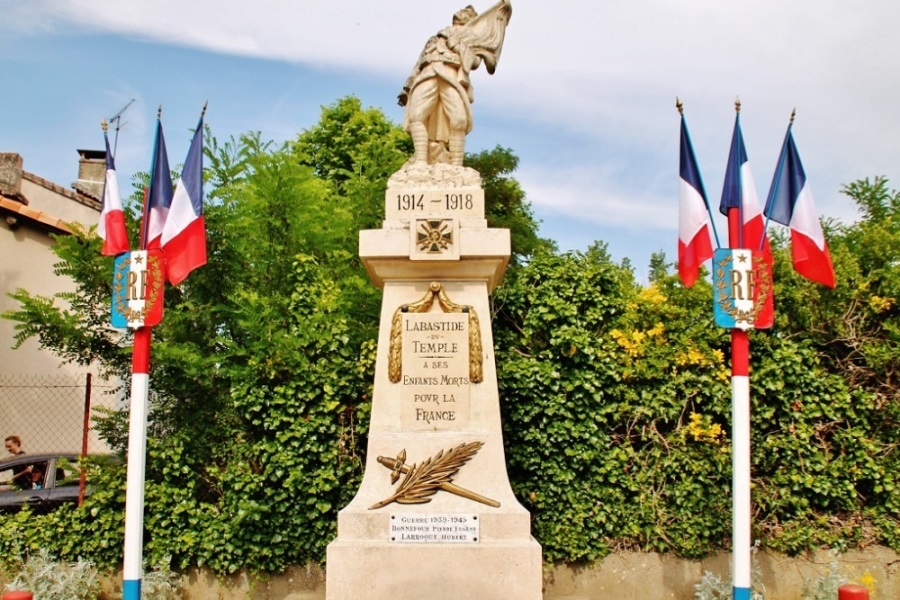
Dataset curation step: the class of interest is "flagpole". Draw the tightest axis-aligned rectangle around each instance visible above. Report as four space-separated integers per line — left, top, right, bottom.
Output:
734 98 745 249
101 120 111 172
122 105 164 600
123 326 151 600
727 206 752 600
140 106 163 249
760 109 796 251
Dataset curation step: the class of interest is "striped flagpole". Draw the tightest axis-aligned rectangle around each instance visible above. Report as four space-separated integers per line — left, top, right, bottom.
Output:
123 326 152 600
731 329 752 600
122 107 165 600
727 205 753 600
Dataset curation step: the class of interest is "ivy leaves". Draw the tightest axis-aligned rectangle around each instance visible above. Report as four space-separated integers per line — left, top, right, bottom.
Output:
494 232 900 561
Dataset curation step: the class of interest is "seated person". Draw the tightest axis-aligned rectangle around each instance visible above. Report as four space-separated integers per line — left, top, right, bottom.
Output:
11 463 32 491
30 464 46 490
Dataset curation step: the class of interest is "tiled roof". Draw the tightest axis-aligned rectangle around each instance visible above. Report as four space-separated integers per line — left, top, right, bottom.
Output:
22 171 101 209
0 195 74 234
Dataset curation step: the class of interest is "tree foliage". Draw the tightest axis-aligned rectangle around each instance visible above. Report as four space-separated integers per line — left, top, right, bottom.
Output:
4 125 378 571
291 96 411 234
495 247 733 561
779 177 900 399
465 146 552 262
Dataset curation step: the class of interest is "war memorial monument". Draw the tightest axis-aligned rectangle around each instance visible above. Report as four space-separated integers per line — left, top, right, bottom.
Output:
325 1 543 598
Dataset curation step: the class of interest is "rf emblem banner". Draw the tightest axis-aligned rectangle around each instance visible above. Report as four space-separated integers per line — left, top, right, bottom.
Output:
713 248 773 330
112 250 165 328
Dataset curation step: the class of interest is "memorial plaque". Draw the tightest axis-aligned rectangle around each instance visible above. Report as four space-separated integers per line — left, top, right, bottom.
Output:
385 187 485 221
389 514 479 543
400 312 471 430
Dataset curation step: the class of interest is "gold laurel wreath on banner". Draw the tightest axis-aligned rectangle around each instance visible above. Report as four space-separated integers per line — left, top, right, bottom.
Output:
714 253 771 326
388 282 483 384
112 253 164 323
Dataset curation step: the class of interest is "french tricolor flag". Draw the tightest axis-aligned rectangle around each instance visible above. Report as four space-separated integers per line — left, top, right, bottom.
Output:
719 110 774 324
98 132 130 256
161 113 206 285
143 118 173 251
678 112 714 287
764 122 835 288
719 112 770 255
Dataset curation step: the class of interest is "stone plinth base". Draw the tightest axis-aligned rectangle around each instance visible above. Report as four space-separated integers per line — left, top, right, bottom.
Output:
326 538 542 600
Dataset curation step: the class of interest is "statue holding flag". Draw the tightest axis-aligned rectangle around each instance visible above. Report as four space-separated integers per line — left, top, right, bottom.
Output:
398 0 512 166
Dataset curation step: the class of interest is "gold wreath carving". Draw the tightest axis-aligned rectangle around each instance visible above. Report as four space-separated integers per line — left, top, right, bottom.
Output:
112 253 164 323
369 441 499 509
388 282 483 384
714 252 772 327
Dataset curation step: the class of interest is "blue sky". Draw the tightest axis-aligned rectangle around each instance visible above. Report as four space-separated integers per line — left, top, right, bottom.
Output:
2 0 899 280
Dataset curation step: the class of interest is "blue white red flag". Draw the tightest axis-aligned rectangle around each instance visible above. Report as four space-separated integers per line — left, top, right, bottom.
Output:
719 111 773 325
678 113 715 287
99 132 130 256
161 113 206 285
764 124 835 288
719 113 770 254
143 119 173 250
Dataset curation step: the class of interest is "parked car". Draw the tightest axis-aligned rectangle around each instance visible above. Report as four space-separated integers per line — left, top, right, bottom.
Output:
0 453 92 513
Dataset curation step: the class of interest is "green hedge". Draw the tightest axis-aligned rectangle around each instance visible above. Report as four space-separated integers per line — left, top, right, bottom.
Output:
2 117 896 577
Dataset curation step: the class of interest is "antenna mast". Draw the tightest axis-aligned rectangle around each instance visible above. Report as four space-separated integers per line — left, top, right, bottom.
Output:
107 99 136 157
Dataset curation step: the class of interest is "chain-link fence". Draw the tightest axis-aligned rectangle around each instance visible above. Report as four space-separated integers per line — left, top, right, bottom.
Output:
0 373 120 456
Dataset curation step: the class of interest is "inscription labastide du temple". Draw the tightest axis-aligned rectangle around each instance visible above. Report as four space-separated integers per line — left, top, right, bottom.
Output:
401 312 471 429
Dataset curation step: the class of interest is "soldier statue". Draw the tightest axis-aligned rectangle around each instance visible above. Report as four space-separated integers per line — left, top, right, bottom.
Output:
398 1 512 166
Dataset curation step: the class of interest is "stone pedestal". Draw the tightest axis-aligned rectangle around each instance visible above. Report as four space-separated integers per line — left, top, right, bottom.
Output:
326 164 541 600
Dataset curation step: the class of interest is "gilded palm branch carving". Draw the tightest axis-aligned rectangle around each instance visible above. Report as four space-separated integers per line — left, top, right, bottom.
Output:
370 441 499 509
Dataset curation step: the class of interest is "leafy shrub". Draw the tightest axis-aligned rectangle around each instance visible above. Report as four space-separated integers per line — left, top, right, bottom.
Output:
4 549 100 600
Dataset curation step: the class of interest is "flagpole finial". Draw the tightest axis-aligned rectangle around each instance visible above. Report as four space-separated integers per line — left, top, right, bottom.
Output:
790 108 796 124
201 100 208 120
735 97 741 113
675 97 684 115
101 119 109 134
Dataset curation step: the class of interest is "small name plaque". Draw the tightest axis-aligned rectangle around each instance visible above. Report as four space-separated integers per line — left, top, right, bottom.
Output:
389 513 480 543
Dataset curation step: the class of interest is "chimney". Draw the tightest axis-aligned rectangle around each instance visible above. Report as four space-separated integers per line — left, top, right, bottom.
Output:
72 149 106 200
0 153 24 200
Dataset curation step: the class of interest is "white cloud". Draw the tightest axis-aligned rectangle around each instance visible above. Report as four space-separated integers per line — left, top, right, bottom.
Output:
520 162 673 231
